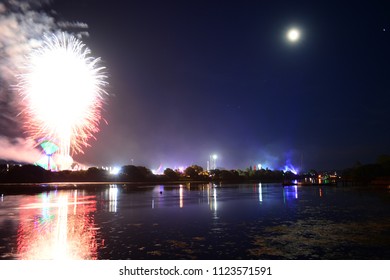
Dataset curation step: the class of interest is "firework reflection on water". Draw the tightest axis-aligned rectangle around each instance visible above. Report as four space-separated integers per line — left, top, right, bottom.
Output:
16 190 99 260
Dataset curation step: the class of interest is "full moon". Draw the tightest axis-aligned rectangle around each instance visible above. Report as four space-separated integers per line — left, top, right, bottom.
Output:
287 28 300 42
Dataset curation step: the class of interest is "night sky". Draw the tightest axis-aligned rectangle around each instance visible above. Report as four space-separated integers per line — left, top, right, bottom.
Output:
2 0 390 171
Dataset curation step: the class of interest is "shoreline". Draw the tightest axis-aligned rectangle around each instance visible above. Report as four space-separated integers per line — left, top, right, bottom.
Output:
0 179 388 195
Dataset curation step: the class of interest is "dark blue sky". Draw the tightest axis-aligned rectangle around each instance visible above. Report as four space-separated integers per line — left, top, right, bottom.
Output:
46 0 390 170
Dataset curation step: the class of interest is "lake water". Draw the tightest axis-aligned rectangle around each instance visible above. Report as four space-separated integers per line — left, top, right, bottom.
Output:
0 183 389 260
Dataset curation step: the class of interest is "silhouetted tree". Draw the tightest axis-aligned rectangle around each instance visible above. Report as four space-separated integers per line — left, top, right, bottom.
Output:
219 170 240 180
121 165 154 181
191 165 203 174
184 166 197 179
209 169 221 180
184 165 204 179
7 164 48 182
164 168 179 180
377 154 390 175
86 167 107 181
137 166 153 179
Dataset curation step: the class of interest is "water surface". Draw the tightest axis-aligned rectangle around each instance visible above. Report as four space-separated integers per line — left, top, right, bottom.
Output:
0 183 389 259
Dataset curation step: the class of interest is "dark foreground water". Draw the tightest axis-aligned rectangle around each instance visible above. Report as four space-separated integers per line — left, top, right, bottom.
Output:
0 183 389 260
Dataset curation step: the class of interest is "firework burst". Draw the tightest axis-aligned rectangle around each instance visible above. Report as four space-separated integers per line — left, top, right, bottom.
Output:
17 33 108 169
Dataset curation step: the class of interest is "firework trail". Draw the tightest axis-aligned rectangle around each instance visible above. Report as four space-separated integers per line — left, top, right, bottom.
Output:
17 33 108 170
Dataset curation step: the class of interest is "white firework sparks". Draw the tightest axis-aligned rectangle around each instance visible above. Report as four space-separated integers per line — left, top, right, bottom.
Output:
17 33 108 170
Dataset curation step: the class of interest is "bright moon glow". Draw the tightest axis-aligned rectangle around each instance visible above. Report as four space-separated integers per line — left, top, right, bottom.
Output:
17 33 108 170
287 28 300 42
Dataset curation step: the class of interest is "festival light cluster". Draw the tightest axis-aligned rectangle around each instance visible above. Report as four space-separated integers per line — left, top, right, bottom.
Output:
17 33 108 170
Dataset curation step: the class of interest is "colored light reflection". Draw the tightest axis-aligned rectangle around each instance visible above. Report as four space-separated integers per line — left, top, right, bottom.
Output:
213 188 218 211
207 184 218 211
16 190 99 260
283 185 299 203
108 184 118 212
179 185 184 208
258 183 263 203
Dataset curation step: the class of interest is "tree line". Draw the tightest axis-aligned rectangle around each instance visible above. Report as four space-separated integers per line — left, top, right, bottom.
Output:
0 164 298 183
341 154 390 184
0 154 388 185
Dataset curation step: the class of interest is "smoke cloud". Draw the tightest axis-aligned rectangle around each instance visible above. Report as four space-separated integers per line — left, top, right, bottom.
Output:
0 137 41 163
0 0 88 163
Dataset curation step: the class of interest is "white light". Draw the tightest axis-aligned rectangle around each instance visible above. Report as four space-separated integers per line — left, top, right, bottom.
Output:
212 154 217 160
213 188 217 211
109 167 120 175
109 185 118 213
179 186 183 208
258 183 263 203
287 28 300 42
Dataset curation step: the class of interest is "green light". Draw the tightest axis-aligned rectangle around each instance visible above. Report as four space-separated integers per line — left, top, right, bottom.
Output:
35 155 57 170
40 141 59 155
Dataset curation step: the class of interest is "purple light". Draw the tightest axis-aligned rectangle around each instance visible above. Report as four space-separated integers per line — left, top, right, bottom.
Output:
283 164 298 175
